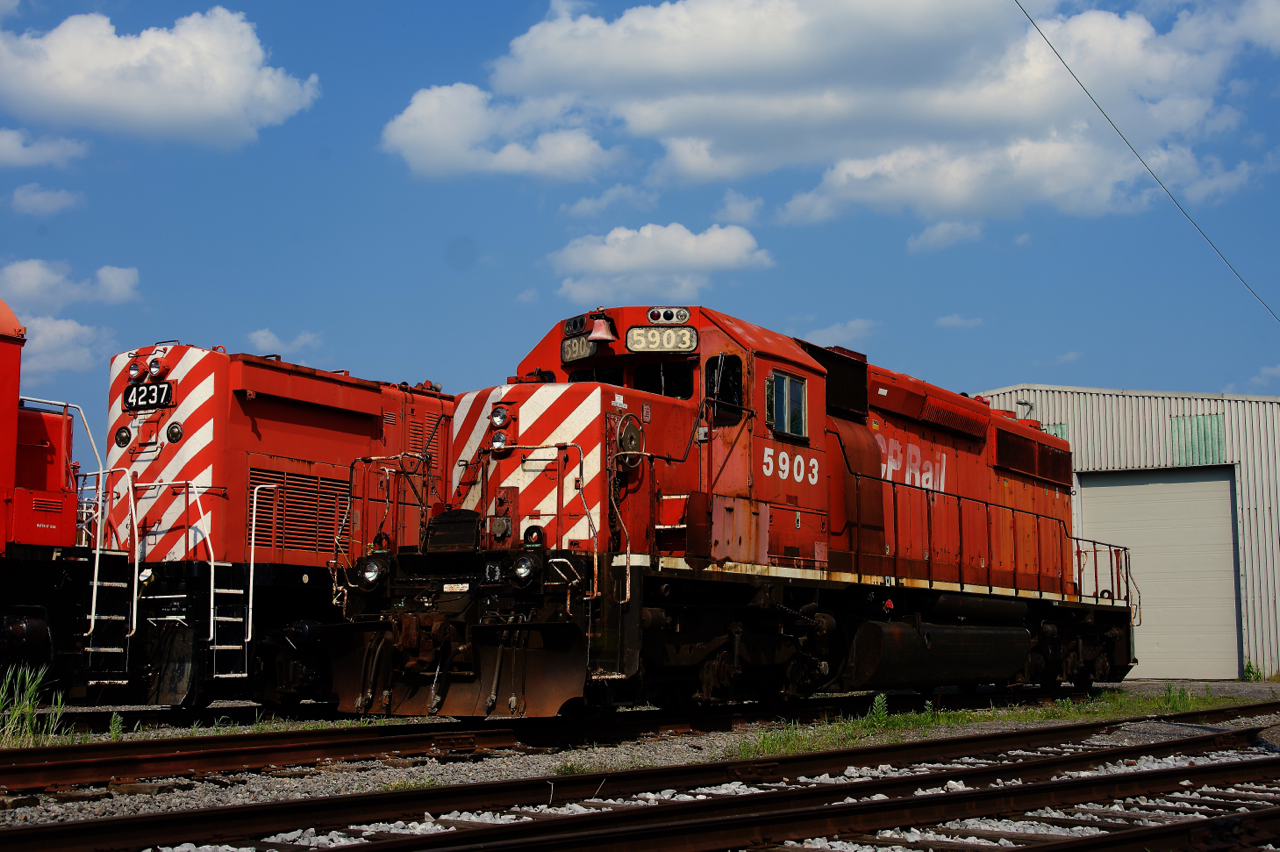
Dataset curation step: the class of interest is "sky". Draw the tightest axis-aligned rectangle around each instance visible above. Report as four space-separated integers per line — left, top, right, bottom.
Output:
1 0 1279 465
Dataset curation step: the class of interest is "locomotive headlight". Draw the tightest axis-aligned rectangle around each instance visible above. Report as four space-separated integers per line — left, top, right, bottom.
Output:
491 430 509 451
148 358 165 377
165 422 183 444
114 426 132 448
127 361 141 380
362 560 385 585
490 406 509 428
510 555 538 588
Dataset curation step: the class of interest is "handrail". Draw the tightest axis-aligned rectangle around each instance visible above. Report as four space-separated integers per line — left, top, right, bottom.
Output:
846 472 1133 606
86 468 139 638
248 483 280 642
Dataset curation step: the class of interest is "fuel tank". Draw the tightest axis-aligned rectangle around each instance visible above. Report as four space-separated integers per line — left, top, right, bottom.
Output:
846 620 1031 688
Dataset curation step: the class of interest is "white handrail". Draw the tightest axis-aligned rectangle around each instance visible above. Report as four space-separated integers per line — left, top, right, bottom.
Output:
87 467 139 638
248 483 280 642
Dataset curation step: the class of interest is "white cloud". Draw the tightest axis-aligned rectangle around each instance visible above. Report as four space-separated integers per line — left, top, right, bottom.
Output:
0 0 17 21
1251 364 1280 386
562 184 657 217
515 288 539 303
20 315 115 383
1015 232 1032 246
551 221 771 303
0 7 319 145
12 183 81 215
0 260 138 313
0 127 87 167
907 221 982 253
382 83 620 179
1056 351 1082 364
805 318 876 347
247 328 320 355
936 314 983 328
396 0 1280 217
714 189 762 224
552 222 771 273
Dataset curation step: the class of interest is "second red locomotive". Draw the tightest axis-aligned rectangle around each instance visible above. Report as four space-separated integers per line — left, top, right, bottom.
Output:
332 306 1136 717
100 342 452 707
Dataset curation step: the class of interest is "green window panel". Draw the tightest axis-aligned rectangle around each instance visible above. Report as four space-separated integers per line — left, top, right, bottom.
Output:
1170 414 1226 466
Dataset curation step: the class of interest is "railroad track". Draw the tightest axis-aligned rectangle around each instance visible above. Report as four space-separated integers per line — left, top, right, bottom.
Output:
2 700 1277 851
3 687 1115 793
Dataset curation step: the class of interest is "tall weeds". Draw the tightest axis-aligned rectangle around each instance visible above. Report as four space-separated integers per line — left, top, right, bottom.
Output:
1 666 66 749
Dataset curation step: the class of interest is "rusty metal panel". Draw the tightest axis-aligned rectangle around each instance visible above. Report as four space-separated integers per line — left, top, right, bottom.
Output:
710 494 767 564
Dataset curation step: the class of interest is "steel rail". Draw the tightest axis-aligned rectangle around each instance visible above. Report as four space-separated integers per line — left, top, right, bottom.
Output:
1030 802 1280 851
263 726 1269 852
407 749 1280 852
1 701 1274 851
5 688 1104 783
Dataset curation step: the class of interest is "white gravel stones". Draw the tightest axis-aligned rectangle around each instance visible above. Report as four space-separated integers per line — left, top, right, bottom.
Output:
436 809 531 824
513 802 603 815
876 827 1008 846
942 817 1106 836
143 846 259 852
688 781 763 795
260 827 366 846
347 820 453 835
913 779 970 795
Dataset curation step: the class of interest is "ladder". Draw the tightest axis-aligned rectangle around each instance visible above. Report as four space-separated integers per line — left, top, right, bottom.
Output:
83 550 134 687
209 562 249 679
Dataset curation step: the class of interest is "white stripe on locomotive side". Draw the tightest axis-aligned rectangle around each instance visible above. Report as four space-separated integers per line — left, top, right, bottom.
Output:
165 347 209 385
509 384 566 438
452 385 509 495
135 420 215 560
498 386 597 492
451 390 480 441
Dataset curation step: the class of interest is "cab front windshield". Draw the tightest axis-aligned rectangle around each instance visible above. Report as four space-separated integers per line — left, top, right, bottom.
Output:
568 358 694 400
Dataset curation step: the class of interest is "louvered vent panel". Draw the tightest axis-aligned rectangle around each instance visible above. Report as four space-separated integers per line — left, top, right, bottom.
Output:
248 468 349 553
383 411 397 425
32 497 63 513
995 430 1037 477
408 414 441 456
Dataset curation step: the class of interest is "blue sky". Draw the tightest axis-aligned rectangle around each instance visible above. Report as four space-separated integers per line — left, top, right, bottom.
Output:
2 0 1278 463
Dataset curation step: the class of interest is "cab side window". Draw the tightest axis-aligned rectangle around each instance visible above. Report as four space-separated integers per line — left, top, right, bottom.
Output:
705 355 742 427
766 371 805 437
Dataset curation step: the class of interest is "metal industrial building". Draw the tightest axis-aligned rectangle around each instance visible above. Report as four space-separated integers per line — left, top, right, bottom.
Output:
982 384 1280 680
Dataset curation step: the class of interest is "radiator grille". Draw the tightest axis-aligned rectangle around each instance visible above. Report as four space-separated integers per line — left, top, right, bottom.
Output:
248 468 350 553
383 411 397 425
920 395 988 438
995 430 1037 477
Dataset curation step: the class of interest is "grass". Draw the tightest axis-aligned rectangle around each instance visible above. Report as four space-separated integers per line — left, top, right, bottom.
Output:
379 777 441 792
728 683 1244 761
1 666 66 749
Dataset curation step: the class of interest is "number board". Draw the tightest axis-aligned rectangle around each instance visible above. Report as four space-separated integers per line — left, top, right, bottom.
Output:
123 381 174 411
625 326 698 353
561 334 597 363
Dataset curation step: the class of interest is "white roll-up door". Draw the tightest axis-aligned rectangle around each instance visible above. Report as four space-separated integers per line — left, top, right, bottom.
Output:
1077 467 1239 679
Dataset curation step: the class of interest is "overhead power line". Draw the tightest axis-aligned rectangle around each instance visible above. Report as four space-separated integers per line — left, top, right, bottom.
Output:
1013 0 1280 326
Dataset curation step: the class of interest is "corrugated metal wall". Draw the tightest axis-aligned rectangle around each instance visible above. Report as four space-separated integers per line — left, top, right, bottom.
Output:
983 384 1280 675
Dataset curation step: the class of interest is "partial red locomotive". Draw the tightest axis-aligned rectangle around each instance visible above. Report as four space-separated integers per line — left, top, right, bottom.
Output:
0 297 122 689
334 306 1136 718
100 342 452 707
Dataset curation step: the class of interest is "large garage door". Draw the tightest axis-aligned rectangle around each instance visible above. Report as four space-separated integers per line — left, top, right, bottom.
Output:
1078 467 1239 679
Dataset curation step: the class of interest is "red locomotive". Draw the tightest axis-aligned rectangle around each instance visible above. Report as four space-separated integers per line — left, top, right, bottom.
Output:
0 297 123 689
100 342 452 707
333 306 1136 718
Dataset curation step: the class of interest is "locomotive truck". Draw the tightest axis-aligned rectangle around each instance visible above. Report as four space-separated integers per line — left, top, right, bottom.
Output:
331 306 1136 718
100 342 452 707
